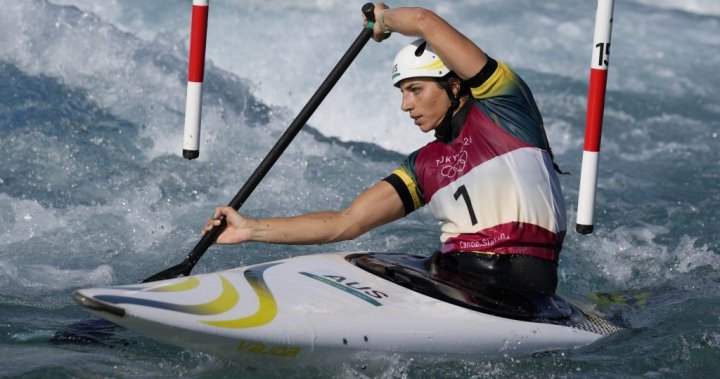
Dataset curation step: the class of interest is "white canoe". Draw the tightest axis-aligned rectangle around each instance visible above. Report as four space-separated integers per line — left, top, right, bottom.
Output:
73 252 621 365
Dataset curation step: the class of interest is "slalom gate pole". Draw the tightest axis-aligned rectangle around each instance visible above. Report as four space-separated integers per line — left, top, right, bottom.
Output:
576 0 615 235
183 0 210 160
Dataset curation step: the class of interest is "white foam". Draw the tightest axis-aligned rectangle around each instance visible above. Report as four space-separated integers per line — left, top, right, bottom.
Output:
0 261 113 301
673 236 720 274
573 224 720 289
0 195 66 245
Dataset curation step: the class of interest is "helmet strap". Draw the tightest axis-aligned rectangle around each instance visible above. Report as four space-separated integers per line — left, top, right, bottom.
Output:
434 80 461 142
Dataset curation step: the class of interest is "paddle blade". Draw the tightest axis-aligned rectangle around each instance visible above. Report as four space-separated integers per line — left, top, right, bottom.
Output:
50 318 122 346
142 261 192 283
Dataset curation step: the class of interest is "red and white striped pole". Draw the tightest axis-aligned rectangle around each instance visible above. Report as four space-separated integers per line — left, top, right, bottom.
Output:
183 0 209 160
576 0 615 234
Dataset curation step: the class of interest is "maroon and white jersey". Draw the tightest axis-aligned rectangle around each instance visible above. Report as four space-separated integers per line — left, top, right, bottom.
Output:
384 58 566 261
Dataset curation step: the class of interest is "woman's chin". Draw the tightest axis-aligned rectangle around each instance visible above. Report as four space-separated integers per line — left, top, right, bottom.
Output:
418 124 436 133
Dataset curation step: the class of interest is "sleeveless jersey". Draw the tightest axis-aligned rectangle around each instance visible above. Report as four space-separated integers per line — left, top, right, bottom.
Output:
384 58 566 261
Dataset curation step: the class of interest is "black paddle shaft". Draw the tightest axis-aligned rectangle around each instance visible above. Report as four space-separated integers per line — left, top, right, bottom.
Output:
143 3 377 283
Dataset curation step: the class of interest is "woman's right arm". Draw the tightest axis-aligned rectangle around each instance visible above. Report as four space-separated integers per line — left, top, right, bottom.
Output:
203 180 406 245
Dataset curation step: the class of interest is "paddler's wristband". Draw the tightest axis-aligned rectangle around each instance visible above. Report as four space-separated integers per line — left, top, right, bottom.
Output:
378 9 391 35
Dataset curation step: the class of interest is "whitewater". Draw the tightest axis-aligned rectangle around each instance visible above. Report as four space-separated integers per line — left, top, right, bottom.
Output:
1 0 718 377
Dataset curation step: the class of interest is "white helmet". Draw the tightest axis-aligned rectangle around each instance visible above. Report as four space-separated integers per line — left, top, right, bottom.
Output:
391 39 450 86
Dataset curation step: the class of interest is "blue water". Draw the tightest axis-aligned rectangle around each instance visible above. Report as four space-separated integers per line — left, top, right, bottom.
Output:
1 0 719 377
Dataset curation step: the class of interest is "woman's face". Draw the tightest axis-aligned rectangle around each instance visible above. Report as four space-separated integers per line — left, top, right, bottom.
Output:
398 78 451 133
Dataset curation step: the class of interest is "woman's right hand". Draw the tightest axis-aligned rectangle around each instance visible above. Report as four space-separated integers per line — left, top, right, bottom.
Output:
202 206 253 244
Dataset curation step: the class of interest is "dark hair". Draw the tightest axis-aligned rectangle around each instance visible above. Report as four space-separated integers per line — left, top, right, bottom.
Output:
439 71 471 97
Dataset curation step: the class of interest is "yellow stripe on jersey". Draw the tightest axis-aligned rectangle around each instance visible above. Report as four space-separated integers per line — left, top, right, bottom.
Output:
392 167 423 210
470 61 516 100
